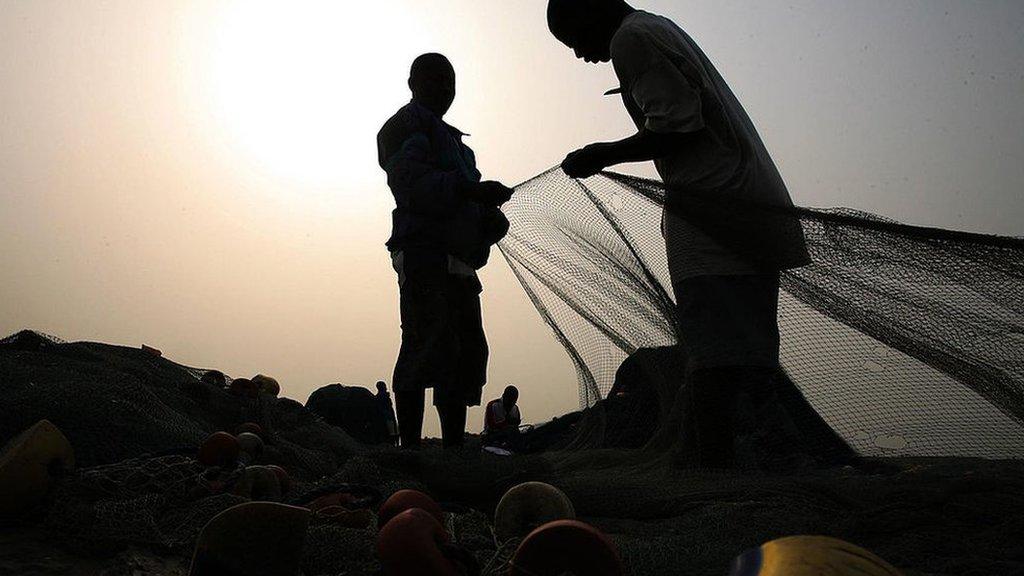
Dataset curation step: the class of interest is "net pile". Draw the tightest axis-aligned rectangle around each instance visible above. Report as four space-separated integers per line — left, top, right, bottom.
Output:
499 169 1024 459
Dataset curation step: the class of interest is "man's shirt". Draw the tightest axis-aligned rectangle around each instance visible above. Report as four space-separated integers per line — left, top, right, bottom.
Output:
377 100 508 271
483 399 521 434
610 11 805 281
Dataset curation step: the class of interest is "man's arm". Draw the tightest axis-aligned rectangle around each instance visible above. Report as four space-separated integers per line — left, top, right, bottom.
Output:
562 129 699 178
379 119 512 215
563 25 705 179
382 132 469 217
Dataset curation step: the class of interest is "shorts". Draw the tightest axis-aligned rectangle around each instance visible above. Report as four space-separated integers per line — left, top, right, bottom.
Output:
392 247 487 407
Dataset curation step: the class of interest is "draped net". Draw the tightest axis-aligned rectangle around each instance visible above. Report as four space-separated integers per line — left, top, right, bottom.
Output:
499 168 1024 459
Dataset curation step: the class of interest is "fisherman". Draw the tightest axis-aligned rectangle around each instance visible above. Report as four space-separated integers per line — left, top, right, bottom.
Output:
482 385 522 448
546 0 818 467
377 53 514 449
375 381 400 447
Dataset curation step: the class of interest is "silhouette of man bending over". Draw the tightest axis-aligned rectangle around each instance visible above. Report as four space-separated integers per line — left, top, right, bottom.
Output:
547 0 838 468
377 53 514 449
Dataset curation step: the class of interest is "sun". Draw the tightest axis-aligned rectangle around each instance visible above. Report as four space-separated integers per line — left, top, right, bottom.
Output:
206 2 427 188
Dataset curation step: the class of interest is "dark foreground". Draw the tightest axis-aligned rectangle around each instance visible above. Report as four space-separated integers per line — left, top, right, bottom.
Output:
2 334 1023 575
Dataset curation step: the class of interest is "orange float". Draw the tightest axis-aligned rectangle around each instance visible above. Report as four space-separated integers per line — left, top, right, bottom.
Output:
197 432 240 468
378 489 444 527
728 536 904 576
510 519 624 576
376 508 460 576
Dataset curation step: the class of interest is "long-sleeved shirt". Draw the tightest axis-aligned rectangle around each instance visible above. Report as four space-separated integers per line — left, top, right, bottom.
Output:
377 100 508 269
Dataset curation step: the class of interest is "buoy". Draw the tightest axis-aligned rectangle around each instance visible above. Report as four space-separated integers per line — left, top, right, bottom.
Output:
189 501 309 576
229 378 258 398
0 420 75 521
251 374 281 397
376 508 460 576
510 520 624 576
265 465 291 494
494 482 575 542
231 466 282 502
236 432 263 464
236 422 263 438
728 536 904 576
197 432 240 468
378 489 444 528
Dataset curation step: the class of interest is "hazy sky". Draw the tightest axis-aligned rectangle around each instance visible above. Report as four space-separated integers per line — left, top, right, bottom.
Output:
2 1 1022 436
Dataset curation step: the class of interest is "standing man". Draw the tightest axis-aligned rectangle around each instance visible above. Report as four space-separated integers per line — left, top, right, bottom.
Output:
546 1 842 468
377 53 514 449
375 381 400 447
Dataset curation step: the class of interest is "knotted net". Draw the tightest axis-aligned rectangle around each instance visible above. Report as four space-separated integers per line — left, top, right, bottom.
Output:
499 169 1024 459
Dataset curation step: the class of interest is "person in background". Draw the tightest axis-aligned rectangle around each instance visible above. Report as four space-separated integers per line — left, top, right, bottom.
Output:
377 53 514 449
482 385 522 448
375 381 400 447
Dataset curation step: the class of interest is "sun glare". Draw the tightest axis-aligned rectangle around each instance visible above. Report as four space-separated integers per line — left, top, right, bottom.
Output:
207 2 426 188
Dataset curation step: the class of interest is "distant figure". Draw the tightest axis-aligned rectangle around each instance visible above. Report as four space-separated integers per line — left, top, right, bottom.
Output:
482 385 522 448
377 53 514 449
376 381 400 447
547 0 818 467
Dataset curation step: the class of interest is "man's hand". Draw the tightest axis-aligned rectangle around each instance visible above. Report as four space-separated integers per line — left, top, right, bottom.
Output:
463 180 514 206
561 143 610 179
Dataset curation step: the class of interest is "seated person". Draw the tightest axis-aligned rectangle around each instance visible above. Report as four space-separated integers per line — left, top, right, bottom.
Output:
482 385 522 448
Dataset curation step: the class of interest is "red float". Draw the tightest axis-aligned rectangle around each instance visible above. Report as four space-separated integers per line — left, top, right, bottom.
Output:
197 432 240 468
510 519 625 576
376 508 458 576
378 489 444 527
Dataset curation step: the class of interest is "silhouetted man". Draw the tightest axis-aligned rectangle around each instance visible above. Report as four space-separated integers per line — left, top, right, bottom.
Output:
375 381 399 447
377 53 514 449
482 385 522 448
547 0 817 467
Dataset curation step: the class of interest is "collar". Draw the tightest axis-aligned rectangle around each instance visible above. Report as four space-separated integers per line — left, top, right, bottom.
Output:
409 99 470 137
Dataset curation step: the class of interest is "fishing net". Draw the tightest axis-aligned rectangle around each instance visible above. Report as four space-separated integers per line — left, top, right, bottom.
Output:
499 168 1024 460
4 166 1024 575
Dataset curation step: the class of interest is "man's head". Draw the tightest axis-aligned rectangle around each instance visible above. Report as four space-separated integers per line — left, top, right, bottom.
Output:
502 385 519 407
547 0 635 64
376 380 388 393
409 53 456 117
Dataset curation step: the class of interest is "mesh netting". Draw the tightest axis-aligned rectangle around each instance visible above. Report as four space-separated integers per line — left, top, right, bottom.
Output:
4 167 1024 574
499 169 1024 459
